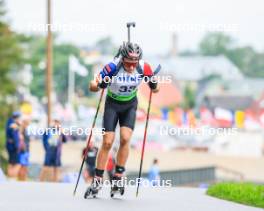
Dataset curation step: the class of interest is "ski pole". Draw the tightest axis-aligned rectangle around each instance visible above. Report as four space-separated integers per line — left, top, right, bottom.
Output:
73 88 105 196
136 89 153 197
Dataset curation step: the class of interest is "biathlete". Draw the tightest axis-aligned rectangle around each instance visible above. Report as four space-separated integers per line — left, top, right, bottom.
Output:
85 42 159 197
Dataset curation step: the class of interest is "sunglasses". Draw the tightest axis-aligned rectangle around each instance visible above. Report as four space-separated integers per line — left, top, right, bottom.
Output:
123 58 138 68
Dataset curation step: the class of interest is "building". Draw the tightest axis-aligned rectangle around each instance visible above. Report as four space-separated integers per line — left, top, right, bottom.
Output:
146 55 243 82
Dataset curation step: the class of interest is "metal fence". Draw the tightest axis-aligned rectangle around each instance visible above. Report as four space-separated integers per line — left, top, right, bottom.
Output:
126 166 216 186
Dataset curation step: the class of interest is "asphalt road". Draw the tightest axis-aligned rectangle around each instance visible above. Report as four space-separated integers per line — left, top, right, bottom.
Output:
0 182 262 211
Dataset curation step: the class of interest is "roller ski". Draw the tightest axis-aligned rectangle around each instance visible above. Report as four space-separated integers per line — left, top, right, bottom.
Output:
84 176 102 198
110 175 125 198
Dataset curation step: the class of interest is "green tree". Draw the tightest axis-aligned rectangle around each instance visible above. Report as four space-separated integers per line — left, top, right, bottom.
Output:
0 0 23 165
182 83 195 110
248 53 264 77
25 35 91 103
199 32 233 56
95 36 118 55
199 32 264 78
24 35 46 100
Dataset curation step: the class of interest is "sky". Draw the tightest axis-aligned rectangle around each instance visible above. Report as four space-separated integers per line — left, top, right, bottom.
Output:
5 0 264 55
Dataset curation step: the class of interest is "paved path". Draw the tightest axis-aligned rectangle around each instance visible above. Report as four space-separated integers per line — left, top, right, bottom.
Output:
30 140 264 182
0 182 262 211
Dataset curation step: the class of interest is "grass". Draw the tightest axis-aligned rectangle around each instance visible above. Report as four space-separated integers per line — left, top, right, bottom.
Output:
0 129 8 173
207 182 264 208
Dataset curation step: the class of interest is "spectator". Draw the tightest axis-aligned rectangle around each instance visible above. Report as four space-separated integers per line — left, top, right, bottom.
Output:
82 142 98 183
39 119 67 182
5 111 21 178
18 117 31 181
148 158 160 186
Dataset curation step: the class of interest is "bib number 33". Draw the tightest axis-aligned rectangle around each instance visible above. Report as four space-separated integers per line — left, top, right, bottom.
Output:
118 85 136 93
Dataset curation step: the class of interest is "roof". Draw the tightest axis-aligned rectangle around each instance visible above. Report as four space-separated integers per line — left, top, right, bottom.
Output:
199 78 264 100
146 55 243 81
226 78 264 99
203 95 254 110
138 81 182 108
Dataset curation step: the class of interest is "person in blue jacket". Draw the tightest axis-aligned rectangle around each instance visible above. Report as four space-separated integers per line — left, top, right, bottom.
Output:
5 111 21 178
18 117 31 180
39 119 67 182
148 158 160 186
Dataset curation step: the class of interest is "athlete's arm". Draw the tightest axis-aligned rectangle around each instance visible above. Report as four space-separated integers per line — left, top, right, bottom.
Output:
89 72 108 92
89 62 117 92
143 61 160 93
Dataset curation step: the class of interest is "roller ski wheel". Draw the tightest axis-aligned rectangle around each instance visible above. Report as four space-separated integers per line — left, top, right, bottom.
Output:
110 186 125 198
84 176 102 199
84 187 99 198
110 176 125 198
84 188 91 199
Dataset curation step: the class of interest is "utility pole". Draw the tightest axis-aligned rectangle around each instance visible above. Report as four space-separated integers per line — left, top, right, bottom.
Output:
46 0 53 126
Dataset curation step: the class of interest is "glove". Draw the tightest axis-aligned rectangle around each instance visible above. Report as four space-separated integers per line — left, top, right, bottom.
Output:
148 77 158 90
98 81 108 89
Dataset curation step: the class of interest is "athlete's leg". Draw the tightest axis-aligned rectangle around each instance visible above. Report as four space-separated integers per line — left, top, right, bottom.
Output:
114 98 137 179
116 127 133 167
111 127 133 193
96 132 115 170
85 132 115 196
94 98 118 177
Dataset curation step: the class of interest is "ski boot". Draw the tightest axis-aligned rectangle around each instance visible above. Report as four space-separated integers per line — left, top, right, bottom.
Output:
110 174 125 198
84 176 103 198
